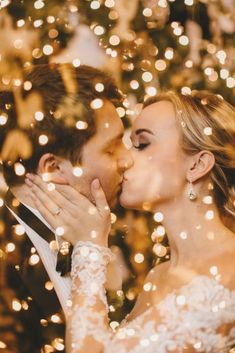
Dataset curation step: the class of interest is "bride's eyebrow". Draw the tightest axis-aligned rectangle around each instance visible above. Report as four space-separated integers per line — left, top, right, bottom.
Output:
135 128 155 135
103 132 124 149
130 128 155 140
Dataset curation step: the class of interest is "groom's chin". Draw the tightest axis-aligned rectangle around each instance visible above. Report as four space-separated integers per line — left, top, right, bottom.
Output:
109 194 119 209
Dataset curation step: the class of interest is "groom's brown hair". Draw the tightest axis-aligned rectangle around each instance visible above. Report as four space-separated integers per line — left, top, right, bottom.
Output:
1 63 123 187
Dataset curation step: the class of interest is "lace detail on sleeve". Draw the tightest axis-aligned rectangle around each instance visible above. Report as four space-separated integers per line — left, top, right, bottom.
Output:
68 241 115 352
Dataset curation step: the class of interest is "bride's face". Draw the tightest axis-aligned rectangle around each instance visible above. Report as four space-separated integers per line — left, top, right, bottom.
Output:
120 100 189 211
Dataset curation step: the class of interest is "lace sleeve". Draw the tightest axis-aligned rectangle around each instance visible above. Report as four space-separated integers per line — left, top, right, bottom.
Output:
66 241 115 353
66 242 235 353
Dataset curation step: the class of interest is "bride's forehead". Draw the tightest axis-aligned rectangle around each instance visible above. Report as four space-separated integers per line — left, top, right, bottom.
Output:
133 102 177 132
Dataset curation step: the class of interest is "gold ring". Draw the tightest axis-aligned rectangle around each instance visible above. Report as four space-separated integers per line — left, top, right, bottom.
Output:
54 207 61 216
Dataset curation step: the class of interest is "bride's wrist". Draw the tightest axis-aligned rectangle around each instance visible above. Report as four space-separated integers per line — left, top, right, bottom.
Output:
72 240 115 266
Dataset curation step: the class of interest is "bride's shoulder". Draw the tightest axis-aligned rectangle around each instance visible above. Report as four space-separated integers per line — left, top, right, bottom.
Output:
200 243 235 290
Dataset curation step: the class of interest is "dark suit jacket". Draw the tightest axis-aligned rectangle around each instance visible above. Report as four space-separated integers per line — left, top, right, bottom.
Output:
3 194 65 353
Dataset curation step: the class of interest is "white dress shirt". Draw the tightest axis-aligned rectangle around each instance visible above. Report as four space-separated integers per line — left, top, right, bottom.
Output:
7 204 71 314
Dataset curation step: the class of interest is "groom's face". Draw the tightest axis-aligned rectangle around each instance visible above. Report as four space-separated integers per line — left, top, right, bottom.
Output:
61 101 132 208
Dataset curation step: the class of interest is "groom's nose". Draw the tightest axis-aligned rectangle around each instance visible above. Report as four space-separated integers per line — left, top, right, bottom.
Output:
117 150 133 173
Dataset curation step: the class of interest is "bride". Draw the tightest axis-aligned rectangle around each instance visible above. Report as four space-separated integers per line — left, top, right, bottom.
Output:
26 90 235 353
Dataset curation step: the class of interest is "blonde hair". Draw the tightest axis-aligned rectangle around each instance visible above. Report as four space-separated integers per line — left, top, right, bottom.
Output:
144 90 235 225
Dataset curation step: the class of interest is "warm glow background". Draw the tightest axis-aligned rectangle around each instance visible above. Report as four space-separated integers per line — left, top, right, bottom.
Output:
0 0 235 352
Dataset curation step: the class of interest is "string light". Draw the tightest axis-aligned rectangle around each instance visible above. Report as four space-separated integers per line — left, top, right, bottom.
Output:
47 16 55 23
0 113 8 125
72 58 81 67
76 121 88 130
109 35 120 46
12 299 22 311
184 0 194 5
143 8 153 17
73 166 83 177
24 81 32 90
153 244 167 257
142 72 153 82
90 98 103 109
226 77 235 88
14 162 25 176
130 80 139 90
34 0 45 9
5 242 15 252
17 19 25 27
29 254 40 265
55 227 65 236
155 59 167 71
116 107 125 117
95 83 104 92
45 281 54 291
43 44 53 55
38 134 49 145
0 341 7 349
90 1 100 10
34 19 43 28
220 69 229 79
153 212 164 222
145 86 157 96
13 39 23 49
165 48 174 60
104 0 115 8
205 210 214 220
52 338 65 351
134 253 144 263
179 35 189 46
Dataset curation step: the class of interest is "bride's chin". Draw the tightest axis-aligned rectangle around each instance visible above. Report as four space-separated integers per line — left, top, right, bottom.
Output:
119 192 141 210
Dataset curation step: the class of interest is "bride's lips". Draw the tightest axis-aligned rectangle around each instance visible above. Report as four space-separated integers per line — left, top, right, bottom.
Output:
121 176 128 189
122 175 128 182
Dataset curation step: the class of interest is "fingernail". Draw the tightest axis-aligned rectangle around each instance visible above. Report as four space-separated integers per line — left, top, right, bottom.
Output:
93 179 100 189
25 178 33 186
26 173 35 180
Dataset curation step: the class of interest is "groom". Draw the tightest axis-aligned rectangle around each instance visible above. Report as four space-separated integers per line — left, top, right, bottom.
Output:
2 63 132 353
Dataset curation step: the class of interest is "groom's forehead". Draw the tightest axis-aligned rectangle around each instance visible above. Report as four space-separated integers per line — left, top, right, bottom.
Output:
94 100 124 134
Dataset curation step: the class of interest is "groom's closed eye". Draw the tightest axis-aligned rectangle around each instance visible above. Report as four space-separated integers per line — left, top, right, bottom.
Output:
105 141 123 156
102 134 124 155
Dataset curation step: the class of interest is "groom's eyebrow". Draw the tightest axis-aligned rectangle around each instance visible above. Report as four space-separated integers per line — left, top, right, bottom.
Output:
103 132 124 148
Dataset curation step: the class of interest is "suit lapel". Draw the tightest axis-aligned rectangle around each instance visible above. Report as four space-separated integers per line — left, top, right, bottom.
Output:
4 191 62 317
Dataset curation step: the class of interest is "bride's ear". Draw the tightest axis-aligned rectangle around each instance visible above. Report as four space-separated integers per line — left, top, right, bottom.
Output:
187 150 215 182
37 153 69 184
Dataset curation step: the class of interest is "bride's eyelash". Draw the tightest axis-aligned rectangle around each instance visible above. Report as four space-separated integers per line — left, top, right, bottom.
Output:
133 143 150 150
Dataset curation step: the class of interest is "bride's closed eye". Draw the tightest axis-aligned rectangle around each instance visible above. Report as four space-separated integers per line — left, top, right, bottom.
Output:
133 143 150 150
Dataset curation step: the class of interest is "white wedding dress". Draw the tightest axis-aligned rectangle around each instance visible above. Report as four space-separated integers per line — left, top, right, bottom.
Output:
68 241 235 353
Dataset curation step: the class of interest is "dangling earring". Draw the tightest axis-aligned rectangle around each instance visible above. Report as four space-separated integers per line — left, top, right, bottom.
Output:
188 178 197 200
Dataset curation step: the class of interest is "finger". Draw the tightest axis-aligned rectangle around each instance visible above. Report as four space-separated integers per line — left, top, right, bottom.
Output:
27 173 91 210
54 184 91 207
26 174 74 212
31 193 59 230
30 183 68 221
91 179 110 217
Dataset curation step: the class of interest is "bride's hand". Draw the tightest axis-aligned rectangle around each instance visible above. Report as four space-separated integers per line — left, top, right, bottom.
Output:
25 174 111 247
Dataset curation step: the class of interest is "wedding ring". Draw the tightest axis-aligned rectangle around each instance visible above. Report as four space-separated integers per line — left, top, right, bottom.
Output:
54 207 61 216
